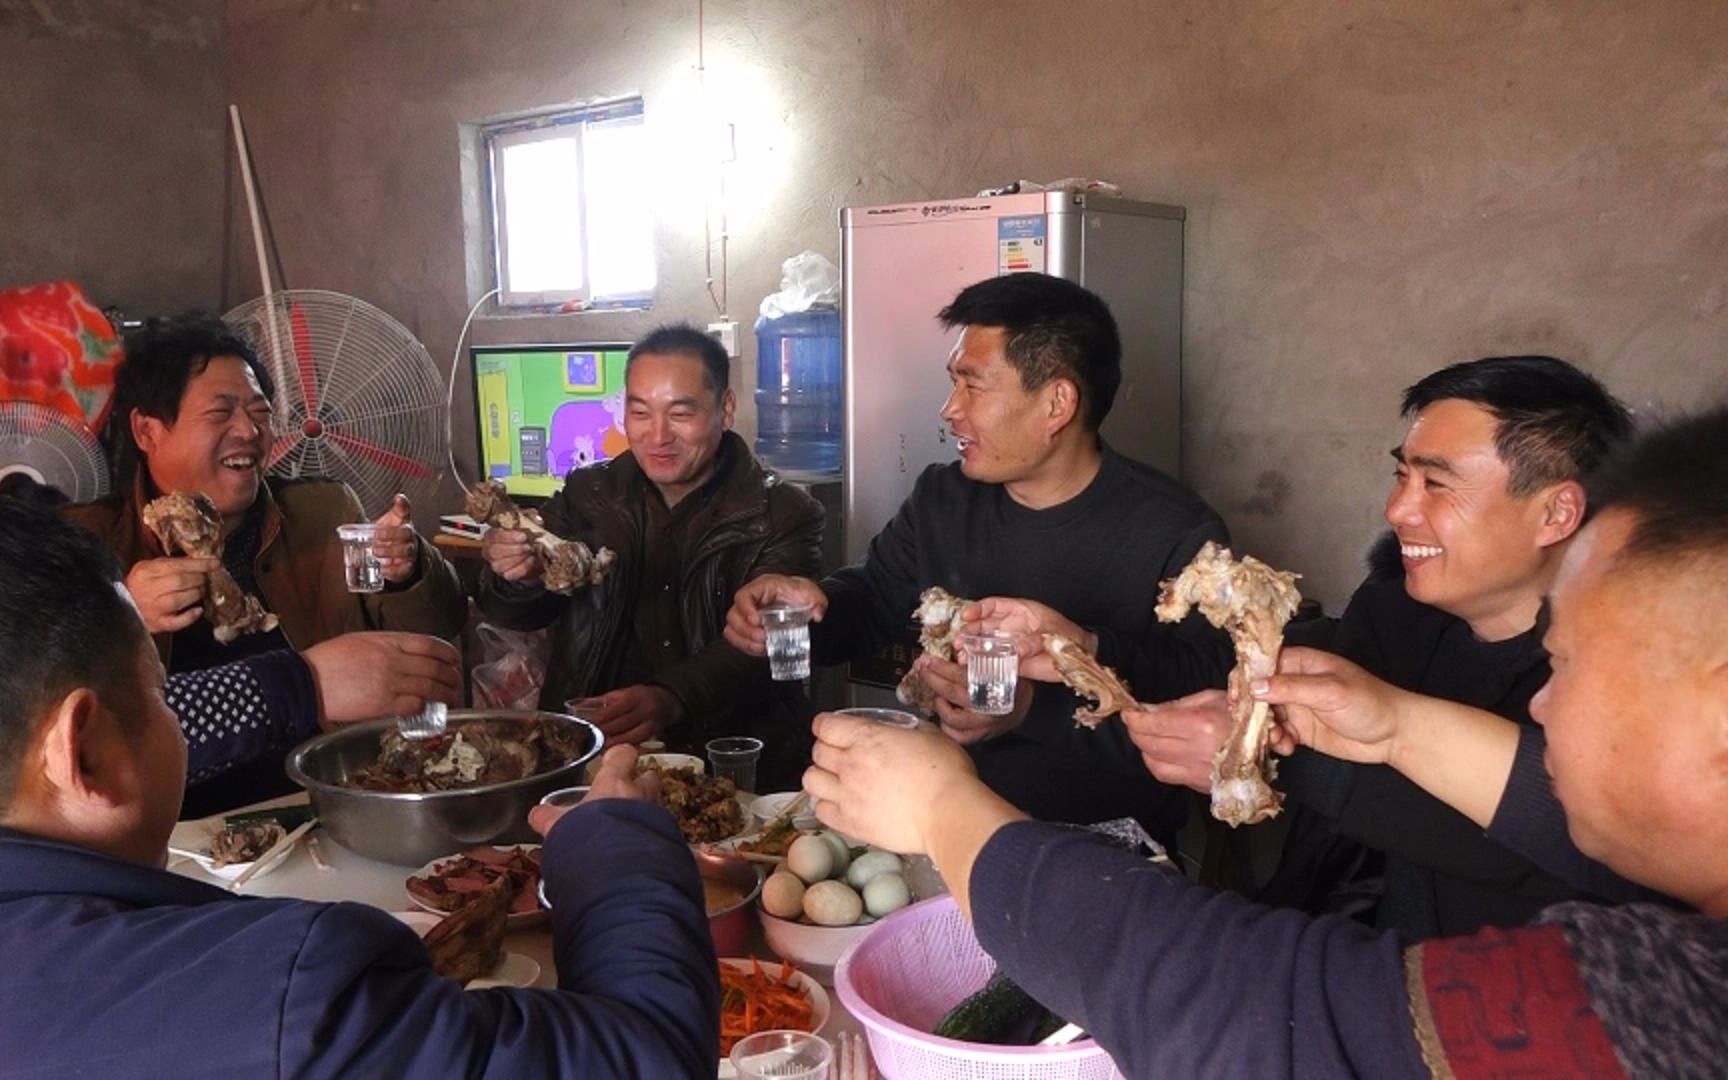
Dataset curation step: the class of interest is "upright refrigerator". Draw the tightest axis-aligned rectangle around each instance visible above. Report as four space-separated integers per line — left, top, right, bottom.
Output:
839 191 1185 699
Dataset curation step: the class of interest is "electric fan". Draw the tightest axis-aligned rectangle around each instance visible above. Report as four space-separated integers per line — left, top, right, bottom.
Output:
225 290 446 517
0 400 110 501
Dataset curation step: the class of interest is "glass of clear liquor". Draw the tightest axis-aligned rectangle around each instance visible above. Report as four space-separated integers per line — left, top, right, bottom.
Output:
960 632 1018 716
336 524 385 593
396 700 448 740
760 603 814 681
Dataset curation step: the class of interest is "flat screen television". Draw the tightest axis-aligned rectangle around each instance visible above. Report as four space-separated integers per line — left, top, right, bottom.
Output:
471 342 632 499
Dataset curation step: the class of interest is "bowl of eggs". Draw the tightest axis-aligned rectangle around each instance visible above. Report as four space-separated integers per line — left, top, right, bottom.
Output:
759 830 915 983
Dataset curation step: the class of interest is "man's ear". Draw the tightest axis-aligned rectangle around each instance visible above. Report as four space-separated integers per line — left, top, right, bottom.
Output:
1537 481 1587 547
129 408 166 458
36 688 123 809
721 387 737 431
1045 378 1080 434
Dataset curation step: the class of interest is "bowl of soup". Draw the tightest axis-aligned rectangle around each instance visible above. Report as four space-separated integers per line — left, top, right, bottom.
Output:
694 847 764 956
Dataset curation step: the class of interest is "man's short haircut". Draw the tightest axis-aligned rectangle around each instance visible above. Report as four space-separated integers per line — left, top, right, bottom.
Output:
1401 356 1633 496
627 323 730 401
1588 404 1728 572
0 499 144 809
107 311 275 487
938 273 1123 431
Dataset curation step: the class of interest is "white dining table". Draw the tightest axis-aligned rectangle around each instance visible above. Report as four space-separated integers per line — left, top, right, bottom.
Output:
167 793 875 1076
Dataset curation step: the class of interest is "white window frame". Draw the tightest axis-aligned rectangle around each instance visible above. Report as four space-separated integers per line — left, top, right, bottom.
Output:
484 97 653 311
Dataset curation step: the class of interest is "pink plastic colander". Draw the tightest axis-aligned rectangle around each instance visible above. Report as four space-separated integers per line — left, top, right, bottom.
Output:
833 895 1123 1080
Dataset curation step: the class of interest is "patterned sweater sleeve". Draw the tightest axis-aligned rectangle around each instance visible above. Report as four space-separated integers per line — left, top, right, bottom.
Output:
169 650 321 784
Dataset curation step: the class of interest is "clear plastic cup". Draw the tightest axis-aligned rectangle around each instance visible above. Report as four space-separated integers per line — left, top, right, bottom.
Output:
337 523 384 593
539 785 591 810
833 707 921 729
396 700 448 740
761 603 813 681
706 735 764 794
561 700 604 726
729 1030 833 1080
960 632 1018 716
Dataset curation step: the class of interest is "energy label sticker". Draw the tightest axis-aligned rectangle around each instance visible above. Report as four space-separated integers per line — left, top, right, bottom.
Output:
997 215 1047 275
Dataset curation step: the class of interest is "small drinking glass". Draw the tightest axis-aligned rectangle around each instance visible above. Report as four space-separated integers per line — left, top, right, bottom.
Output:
396 700 448 740
761 603 814 681
833 707 921 729
337 523 384 593
706 736 764 793
729 1030 833 1080
960 632 1018 716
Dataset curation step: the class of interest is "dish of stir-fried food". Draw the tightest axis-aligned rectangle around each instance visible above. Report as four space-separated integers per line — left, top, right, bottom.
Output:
641 764 747 843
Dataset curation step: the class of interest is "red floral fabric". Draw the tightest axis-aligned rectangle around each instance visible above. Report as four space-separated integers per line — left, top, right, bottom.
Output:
0 281 122 432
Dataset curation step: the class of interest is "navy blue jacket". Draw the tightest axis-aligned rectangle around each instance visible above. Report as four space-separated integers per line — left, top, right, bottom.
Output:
0 799 719 1078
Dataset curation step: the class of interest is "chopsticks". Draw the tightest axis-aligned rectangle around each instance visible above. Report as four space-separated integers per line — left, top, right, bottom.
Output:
836 1031 875 1080
228 818 317 892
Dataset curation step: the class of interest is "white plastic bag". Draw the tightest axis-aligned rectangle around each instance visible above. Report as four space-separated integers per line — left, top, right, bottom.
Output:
758 251 840 320
470 623 549 711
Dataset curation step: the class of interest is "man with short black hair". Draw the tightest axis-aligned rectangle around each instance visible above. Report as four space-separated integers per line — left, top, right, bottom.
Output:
727 273 1230 844
478 322 823 760
1124 355 1639 937
0 503 719 1076
66 312 466 814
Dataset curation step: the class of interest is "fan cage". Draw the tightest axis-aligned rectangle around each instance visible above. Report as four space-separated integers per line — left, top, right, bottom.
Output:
226 290 447 517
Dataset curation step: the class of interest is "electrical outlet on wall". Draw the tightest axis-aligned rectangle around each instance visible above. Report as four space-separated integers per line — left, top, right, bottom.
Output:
707 318 739 357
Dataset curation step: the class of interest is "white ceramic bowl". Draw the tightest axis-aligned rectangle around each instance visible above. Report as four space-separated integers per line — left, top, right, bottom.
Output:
717 957 831 1077
749 792 821 832
639 752 706 775
759 912 878 986
167 819 297 883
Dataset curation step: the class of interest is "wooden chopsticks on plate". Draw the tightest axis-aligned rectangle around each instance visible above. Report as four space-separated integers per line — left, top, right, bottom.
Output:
228 818 317 892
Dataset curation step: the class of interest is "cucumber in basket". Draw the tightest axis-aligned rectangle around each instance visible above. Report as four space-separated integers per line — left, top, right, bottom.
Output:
933 970 1067 1045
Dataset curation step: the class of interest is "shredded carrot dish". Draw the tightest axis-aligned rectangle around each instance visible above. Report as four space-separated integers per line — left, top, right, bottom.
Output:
720 958 816 1054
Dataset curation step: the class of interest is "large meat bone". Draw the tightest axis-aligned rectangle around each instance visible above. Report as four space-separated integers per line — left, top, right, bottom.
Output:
1155 541 1301 827
140 492 279 644
465 480 616 594
895 586 969 715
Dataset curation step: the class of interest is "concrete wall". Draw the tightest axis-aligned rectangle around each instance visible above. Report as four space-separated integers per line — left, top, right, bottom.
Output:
225 0 1728 608
0 0 229 315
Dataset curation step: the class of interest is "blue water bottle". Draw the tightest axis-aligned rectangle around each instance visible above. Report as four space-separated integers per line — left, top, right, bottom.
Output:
753 307 843 475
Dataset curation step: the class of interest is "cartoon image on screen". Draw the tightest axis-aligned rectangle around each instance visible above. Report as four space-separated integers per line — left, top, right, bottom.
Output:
473 345 632 499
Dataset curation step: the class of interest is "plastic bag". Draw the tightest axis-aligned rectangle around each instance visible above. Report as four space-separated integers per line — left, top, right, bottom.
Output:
470 623 549 711
758 251 840 320
976 177 1125 198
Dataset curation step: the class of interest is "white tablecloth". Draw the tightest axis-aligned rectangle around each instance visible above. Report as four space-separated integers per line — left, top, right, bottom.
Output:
166 794 870 1068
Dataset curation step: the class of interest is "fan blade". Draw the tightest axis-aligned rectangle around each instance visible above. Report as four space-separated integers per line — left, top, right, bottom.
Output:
327 431 434 479
290 301 322 416
265 431 303 470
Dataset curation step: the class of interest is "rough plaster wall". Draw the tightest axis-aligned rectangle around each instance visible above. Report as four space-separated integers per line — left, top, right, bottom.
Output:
0 0 228 314
226 0 1728 609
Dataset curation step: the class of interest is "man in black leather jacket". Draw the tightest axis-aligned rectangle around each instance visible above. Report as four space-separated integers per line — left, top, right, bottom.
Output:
476 324 823 758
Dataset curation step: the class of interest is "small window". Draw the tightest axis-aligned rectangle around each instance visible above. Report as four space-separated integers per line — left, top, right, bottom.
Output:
484 98 655 310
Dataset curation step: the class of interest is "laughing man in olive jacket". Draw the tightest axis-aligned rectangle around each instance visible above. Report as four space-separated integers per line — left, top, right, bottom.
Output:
477 324 823 759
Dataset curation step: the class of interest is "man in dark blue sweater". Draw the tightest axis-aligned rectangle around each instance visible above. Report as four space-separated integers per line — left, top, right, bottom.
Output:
0 503 719 1078
804 407 1728 1078
725 273 1230 844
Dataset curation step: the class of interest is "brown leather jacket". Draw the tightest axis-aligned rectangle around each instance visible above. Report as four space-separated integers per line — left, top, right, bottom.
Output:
476 433 823 748
65 475 467 666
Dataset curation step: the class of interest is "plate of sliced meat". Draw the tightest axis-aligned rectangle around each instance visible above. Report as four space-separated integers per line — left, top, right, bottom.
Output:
405 844 546 929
